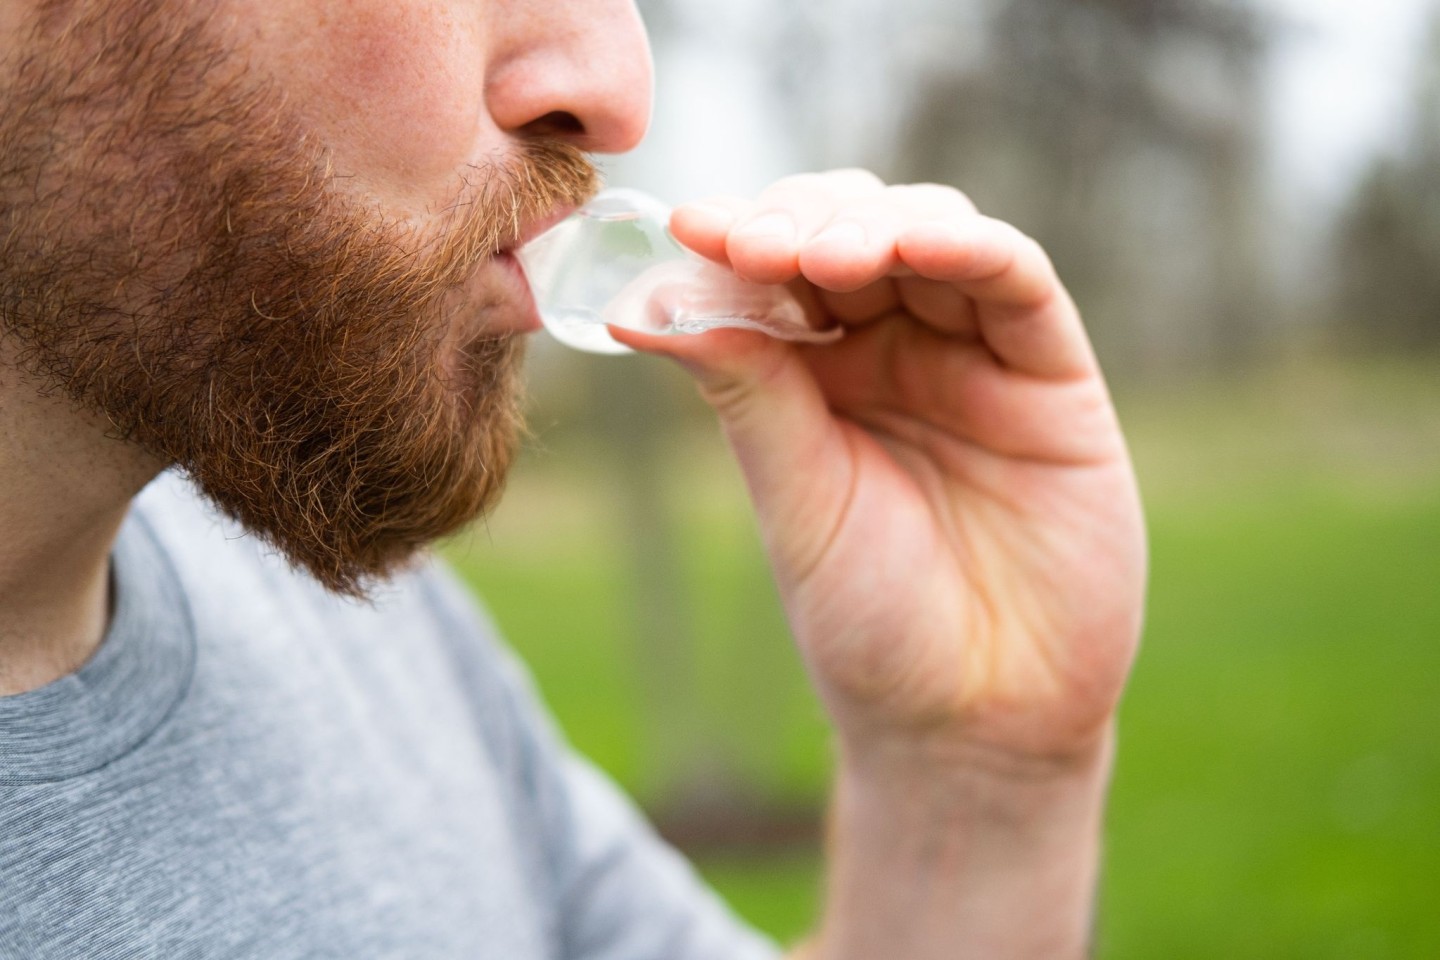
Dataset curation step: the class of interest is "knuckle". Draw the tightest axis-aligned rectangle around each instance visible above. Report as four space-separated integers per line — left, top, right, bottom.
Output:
828 196 904 229
753 171 889 230
824 167 886 189
1019 232 1056 273
991 217 1035 251
694 350 789 421
761 171 826 200
701 194 753 214
889 182 978 216
764 169 884 201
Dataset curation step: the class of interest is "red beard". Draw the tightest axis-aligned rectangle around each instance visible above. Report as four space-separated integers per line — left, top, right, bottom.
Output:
0 1 598 595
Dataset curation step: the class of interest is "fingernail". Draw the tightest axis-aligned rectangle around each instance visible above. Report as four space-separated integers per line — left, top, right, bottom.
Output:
733 212 796 242
812 221 868 247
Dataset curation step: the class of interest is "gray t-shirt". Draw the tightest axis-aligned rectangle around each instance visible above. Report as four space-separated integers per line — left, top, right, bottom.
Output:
0 472 780 960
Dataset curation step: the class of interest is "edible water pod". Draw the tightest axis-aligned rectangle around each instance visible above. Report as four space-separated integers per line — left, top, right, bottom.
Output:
518 188 844 355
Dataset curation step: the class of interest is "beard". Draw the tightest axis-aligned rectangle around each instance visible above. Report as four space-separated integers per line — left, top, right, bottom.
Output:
0 2 599 596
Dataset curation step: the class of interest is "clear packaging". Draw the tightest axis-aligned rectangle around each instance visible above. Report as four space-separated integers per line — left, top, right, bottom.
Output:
518 188 843 355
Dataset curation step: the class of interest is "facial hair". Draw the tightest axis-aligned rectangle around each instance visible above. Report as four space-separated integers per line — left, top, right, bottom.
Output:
0 1 599 596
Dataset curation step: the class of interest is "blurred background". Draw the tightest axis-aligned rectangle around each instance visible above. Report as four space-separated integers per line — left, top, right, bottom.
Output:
444 0 1440 956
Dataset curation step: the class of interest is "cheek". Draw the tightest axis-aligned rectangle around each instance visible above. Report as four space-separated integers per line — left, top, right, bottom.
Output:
263 1 486 200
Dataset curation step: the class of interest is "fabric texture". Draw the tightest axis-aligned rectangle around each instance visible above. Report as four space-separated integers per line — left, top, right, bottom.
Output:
0 472 781 960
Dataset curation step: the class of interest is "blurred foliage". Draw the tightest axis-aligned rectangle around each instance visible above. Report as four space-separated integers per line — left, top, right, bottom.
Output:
555 0 1291 807
457 1 1440 954
1333 12 1440 351
760 0 1279 377
630 0 1440 371
934 0 1274 374
446 353 1440 957
573 0 1440 815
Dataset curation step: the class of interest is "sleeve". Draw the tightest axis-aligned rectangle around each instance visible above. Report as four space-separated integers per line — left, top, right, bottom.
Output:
418 562 785 960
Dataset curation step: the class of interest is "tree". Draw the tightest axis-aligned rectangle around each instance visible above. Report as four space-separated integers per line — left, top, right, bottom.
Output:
1332 10 1440 350
757 0 1279 378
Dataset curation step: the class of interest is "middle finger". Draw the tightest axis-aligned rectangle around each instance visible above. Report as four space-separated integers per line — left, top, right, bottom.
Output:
725 170 886 285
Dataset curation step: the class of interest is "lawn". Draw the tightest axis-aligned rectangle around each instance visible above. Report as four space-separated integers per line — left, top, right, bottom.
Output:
445 353 1440 958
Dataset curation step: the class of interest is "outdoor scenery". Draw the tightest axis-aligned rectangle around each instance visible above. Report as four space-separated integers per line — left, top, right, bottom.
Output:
443 0 1440 956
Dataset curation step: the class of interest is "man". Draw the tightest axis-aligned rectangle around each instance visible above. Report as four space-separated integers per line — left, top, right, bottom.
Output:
0 1 1147 958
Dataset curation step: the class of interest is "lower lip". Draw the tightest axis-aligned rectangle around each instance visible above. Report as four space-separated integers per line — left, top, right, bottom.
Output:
491 251 543 334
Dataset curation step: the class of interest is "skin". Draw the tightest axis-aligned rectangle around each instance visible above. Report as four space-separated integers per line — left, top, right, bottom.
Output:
241 0 652 215
0 1 1147 957
0 0 649 688
618 174 1147 955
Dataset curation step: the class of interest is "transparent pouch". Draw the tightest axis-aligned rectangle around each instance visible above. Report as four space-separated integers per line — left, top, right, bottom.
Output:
518 188 843 355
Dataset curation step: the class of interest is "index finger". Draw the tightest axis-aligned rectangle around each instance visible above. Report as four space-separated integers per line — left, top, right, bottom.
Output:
897 217 1098 381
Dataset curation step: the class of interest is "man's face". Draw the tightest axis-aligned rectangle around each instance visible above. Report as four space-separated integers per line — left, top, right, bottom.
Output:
0 0 652 594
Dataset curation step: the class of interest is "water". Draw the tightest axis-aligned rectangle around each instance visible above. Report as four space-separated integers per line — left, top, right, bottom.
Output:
519 188 842 355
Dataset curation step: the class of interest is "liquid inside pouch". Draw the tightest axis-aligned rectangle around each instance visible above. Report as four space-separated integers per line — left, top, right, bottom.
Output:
518 188 843 355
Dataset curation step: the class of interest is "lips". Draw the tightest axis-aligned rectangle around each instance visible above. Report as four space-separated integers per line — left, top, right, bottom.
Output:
504 204 578 254
481 250 542 334
447 205 578 338
474 204 577 335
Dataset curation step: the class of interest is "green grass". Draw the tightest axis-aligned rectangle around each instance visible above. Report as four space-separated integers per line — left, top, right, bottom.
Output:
445 353 1440 958
691 853 824 949
1102 488 1440 958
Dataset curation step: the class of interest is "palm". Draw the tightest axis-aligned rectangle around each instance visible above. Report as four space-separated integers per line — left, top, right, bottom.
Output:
614 171 1147 764
784 318 1145 757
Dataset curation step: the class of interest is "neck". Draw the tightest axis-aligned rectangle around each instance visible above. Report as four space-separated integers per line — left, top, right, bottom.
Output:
0 346 161 696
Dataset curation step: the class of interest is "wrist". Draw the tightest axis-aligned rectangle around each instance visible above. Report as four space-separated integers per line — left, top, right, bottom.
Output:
833 725 1113 855
812 728 1115 960
834 717 1115 799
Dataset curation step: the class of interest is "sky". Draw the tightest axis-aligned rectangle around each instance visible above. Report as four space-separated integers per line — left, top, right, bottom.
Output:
1265 0 1434 208
613 0 1437 219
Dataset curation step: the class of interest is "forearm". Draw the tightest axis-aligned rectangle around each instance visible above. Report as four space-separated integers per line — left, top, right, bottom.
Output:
797 732 1113 960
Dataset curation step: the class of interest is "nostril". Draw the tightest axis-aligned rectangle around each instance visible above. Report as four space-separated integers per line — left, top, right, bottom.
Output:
524 111 585 139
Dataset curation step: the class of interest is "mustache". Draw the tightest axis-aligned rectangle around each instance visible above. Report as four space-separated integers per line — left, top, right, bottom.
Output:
455 141 602 251
0 0 604 598
207 133 600 350
412 139 602 290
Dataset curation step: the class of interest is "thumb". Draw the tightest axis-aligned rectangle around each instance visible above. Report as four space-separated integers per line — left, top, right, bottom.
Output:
607 325 855 581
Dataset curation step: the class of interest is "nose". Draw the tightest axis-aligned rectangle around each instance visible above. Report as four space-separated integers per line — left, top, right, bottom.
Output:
485 1 654 154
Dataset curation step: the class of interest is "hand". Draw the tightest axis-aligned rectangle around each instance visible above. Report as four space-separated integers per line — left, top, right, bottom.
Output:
609 170 1146 776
